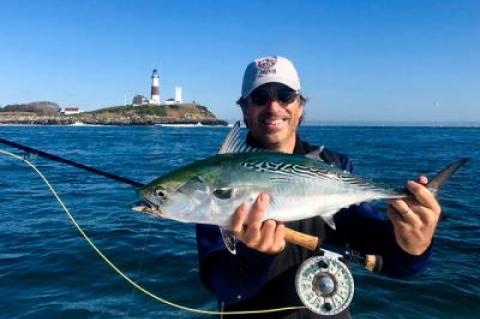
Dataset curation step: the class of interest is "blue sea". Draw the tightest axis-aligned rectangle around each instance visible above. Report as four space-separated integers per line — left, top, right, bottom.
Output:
0 125 478 318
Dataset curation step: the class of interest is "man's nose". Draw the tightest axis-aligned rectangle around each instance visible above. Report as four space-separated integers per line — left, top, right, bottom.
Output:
264 97 283 111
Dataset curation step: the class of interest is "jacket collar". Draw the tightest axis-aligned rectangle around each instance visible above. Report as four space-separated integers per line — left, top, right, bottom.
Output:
245 132 307 155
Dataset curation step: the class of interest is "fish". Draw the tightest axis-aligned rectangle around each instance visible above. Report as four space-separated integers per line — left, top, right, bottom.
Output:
136 122 469 252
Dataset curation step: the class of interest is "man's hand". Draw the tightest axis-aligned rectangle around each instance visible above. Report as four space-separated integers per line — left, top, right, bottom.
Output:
231 192 286 255
388 176 441 255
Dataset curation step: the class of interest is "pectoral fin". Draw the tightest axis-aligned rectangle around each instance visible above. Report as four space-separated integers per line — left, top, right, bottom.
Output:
322 209 338 230
220 227 237 254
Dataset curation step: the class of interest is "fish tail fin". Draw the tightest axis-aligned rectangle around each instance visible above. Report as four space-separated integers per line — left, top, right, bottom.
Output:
427 158 470 196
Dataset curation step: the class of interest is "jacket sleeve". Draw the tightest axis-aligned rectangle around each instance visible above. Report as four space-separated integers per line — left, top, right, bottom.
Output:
325 153 432 278
196 224 276 303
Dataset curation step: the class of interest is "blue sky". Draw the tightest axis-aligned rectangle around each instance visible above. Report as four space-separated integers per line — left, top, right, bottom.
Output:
0 0 479 123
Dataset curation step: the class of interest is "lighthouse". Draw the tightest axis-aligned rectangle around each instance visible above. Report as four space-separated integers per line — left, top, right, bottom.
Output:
175 86 182 103
150 69 160 105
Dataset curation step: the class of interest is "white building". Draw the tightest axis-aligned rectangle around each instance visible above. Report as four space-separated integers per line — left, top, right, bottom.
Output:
164 98 177 105
132 95 148 106
175 86 182 103
133 69 184 106
63 107 81 115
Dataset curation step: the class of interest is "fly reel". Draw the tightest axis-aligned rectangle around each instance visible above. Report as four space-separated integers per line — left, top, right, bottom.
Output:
295 251 354 316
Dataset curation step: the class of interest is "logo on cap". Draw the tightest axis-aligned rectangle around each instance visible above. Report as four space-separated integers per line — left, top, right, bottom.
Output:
256 57 277 76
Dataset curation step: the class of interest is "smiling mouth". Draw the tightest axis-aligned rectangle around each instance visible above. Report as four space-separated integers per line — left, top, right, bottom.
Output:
261 118 288 129
263 118 285 124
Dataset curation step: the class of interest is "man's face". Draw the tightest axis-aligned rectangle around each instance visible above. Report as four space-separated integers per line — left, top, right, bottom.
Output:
242 83 303 153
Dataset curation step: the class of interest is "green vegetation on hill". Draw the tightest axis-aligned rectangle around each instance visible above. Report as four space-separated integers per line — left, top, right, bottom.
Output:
88 104 168 116
0 101 60 115
87 103 214 118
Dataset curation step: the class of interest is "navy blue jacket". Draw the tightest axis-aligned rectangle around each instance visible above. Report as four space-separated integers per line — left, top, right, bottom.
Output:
196 135 432 318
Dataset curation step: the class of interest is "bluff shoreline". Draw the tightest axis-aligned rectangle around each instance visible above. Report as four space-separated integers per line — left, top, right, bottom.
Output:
0 103 229 126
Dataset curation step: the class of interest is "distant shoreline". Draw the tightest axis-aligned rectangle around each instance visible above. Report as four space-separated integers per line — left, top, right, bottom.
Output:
1 122 478 128
0 116 229 126
0 119 229 126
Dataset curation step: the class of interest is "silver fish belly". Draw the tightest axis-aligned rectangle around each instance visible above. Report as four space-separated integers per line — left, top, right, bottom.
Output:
139 152 402 229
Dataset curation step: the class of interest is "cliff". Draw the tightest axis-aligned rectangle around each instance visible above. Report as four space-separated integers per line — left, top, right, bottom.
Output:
1 101 61 115
0 103 228 126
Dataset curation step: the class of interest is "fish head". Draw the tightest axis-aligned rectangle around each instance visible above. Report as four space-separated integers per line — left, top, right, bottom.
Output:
136 162 218 223
134 154 261 226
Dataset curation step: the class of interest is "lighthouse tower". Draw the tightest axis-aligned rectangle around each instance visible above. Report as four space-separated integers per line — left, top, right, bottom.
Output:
175 86 183 103
150 69 160 105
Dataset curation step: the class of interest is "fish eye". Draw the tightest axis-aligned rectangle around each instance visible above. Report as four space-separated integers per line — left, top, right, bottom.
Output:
213 188 233 200
155 189 167 198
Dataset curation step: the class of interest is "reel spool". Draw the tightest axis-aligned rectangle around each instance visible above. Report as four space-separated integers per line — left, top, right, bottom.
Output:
295 253 354 316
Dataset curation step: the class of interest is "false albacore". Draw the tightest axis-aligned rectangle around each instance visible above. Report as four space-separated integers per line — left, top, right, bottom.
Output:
136 122 468 252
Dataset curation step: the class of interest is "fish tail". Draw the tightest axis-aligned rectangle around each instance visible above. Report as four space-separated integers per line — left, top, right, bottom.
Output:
426 158 470 196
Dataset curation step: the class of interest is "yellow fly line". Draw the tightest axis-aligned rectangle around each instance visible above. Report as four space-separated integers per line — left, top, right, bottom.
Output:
0 149 306 316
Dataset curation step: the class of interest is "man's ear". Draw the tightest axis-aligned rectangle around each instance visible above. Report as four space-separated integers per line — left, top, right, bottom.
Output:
240 103 250 128
243 115 249 128
299 103 305 124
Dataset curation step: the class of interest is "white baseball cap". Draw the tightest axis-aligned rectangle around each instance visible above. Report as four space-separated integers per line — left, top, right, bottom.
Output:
241 56 301 98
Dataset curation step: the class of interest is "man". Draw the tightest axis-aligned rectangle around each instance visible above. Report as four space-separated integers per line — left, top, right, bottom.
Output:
196 56 440 318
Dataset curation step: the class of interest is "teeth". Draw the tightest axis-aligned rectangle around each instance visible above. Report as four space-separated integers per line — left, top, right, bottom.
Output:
132 204 152 213
264 119 284 125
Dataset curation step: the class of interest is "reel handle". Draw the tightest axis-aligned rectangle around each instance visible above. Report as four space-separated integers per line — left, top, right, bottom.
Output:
284 227 382 273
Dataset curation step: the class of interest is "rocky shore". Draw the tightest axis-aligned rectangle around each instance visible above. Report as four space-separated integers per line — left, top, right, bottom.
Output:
0 103 229 126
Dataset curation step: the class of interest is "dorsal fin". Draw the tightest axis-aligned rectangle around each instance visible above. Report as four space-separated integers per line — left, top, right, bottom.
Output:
218 121 269 154
218 121 241 154
305 146 324 160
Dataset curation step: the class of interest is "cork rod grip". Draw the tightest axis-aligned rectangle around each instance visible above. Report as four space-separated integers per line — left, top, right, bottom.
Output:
283 227 319 251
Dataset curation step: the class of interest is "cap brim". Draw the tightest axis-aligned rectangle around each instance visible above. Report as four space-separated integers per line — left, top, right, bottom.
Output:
242 77 301 98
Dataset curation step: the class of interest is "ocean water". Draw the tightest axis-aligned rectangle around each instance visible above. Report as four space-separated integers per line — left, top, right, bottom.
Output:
0 125 478 319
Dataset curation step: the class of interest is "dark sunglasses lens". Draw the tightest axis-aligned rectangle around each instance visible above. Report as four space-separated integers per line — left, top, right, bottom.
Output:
277 89 297 104
250 89 270 105
249 86 298 106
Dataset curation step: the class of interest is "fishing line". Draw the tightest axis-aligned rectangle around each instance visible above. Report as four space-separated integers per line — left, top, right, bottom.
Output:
125 219 153 319
0 149 306 316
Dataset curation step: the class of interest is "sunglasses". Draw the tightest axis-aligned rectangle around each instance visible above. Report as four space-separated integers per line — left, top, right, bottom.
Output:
248 85 299 106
